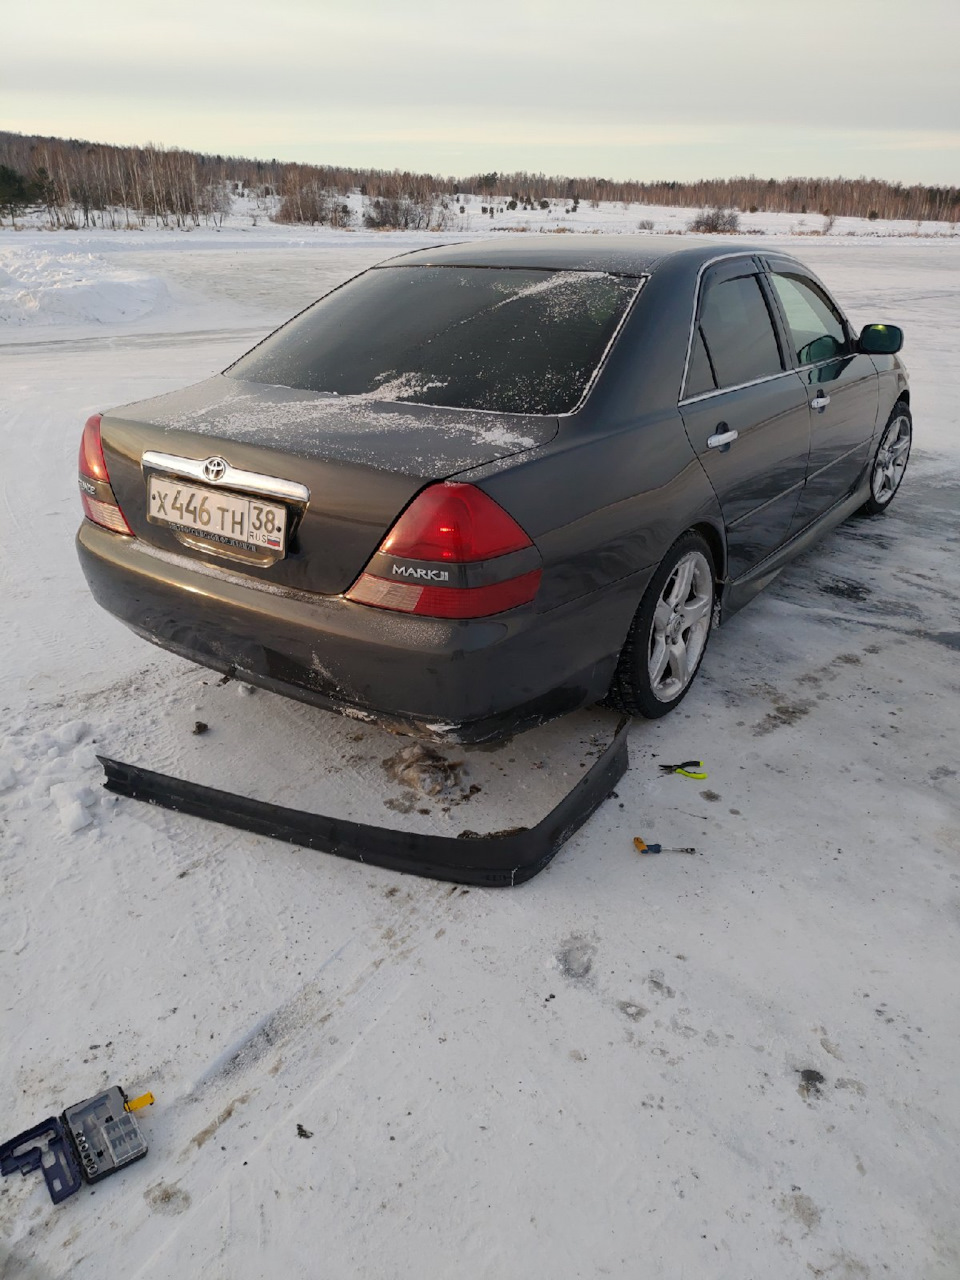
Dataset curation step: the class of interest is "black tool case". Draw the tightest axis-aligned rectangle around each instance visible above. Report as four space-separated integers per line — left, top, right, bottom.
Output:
1 1085 149 1204
62 1086 149 1184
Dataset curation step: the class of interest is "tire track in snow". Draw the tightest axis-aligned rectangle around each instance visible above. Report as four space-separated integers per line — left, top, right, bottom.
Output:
112 881 475 1280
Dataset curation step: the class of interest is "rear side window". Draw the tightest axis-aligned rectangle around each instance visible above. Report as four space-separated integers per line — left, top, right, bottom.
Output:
695 274 783 391
769 272 848 365
685 328 717 397
227 266 642 415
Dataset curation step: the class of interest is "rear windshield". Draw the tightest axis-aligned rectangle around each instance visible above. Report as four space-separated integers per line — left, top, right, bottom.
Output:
226 266 642 415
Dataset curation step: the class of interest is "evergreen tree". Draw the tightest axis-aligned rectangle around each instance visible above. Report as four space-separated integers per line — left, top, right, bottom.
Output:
0 164 30 226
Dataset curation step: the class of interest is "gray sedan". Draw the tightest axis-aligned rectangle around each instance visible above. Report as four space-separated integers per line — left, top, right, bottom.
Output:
77 236 910 742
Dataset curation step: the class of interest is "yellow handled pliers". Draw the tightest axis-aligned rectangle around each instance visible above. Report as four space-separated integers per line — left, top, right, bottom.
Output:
658 760 708 780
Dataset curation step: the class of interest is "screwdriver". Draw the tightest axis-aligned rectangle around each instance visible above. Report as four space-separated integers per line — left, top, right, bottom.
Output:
633 837 697 855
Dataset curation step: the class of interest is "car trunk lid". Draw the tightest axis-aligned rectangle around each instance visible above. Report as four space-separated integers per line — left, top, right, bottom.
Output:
99 375 557 596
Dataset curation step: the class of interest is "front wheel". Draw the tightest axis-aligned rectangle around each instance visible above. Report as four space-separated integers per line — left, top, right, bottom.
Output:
605 531 716 719
859 402 911 516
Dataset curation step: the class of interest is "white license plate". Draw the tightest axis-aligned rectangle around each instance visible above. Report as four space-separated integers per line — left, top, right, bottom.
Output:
147 476 287 552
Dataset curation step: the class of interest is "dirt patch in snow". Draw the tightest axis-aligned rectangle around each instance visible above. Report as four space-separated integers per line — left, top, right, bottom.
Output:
797 1068 826 1100
189 1092 251 1148
556 936 597 980
753 701 814 736
382 743 466 797
144 1181 192 1216
819 577 872 602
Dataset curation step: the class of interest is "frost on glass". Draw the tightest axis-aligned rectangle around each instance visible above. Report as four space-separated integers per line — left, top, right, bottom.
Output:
226 267 641 415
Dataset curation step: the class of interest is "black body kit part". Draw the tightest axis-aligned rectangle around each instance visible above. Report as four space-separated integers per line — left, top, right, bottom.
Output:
97 717 630 887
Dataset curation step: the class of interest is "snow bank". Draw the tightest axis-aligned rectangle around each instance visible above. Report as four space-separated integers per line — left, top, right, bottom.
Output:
0 719 102 832
0 247 170 327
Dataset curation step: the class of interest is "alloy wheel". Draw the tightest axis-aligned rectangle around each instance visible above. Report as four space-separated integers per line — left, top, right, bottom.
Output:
648 550 713 703
871 413 911 505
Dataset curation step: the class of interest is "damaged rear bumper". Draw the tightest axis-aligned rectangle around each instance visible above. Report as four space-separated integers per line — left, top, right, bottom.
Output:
77 522 639 743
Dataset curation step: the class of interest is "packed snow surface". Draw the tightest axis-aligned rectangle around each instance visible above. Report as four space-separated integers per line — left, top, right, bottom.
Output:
1 221 959 1280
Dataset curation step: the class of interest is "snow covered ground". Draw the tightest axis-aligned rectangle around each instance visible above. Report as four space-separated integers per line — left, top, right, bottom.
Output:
1 194 956 340
1 223 959 1279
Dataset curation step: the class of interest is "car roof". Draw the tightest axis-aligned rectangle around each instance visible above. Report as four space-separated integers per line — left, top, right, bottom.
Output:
379 234 785 277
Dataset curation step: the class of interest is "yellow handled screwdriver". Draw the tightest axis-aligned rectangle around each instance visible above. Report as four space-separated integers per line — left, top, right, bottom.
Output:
634 838 697 855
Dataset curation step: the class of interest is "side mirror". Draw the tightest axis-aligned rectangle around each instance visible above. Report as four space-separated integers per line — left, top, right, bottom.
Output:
859 323 903 355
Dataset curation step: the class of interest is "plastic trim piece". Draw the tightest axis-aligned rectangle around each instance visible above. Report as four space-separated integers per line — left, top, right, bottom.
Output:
141 451 310 504
97 719 629 887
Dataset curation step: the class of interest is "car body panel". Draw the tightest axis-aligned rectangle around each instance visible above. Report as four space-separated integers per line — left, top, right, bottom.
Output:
789 355 879 531
680 374 810 580
722 475 874 614
758 253 882 532
99 377 557 595
386 236 691 275
869 351 911 416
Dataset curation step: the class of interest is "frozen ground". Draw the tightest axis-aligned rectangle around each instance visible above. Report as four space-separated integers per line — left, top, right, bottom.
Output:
1 226 959 1280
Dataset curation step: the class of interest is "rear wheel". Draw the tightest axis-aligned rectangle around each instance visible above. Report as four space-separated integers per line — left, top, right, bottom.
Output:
859 402 911 516
606 531 716 719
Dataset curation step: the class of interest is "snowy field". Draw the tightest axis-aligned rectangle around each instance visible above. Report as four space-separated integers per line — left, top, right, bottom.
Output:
1 220 959 1279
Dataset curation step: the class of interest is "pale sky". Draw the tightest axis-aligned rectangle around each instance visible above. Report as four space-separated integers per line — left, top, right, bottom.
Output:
3 0 959 184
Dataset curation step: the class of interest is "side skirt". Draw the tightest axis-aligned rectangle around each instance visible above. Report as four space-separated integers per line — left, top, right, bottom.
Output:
719 480 871 620
97 718 629 888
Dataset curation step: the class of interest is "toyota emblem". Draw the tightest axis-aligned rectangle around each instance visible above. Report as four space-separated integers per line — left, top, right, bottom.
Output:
202 456 227 482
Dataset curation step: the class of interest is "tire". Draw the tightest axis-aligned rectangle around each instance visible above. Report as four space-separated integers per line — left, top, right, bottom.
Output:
859 401 912 516
605 531 716 719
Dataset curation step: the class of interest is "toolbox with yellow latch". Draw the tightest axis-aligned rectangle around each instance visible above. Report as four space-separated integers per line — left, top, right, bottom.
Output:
0 1085 154 1204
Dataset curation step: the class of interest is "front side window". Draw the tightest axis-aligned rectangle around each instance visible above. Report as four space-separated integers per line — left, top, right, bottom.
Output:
769 272 848 365
696 274 783 391
226 266 642 415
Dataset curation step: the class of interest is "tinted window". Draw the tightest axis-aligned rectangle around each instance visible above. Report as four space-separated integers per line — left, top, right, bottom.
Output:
227 266 641 415
769 272 848 365
685 327 716 397
698 274 783 389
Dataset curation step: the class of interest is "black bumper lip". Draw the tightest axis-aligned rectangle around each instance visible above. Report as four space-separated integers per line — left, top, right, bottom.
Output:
97 717 629 887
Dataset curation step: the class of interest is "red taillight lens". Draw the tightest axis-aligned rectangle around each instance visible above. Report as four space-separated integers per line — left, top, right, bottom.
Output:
78 413 133 536
79 414 109 482
347 482 541 619
382 482 533 562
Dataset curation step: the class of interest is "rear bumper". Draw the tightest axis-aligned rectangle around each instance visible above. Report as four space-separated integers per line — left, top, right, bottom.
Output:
77 523 645 743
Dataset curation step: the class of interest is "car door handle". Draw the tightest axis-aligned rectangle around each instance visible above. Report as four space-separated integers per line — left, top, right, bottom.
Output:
810 394 831 411
707 429 739 449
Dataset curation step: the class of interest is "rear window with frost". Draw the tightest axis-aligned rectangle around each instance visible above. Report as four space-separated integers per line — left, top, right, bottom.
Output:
226 266 643 415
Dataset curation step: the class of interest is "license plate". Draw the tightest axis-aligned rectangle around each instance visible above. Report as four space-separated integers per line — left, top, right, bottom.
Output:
147 476 287 553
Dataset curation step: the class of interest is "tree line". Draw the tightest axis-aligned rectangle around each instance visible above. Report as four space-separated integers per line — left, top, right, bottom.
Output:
470 172 960 223
1 130 957 229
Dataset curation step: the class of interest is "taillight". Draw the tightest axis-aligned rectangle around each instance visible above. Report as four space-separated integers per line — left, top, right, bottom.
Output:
78 414 133 535
346 482 542 619
382 483 532 562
